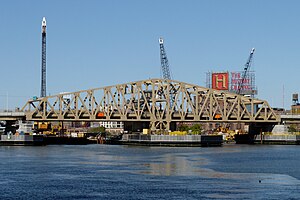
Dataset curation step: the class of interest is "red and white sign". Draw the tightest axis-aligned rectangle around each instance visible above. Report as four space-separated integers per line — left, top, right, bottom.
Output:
212 73 229 90
231 72 251 91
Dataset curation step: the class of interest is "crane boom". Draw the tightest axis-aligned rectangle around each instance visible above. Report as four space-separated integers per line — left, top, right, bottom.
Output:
237 48 255 96
159 38 172 80
159 37 175 109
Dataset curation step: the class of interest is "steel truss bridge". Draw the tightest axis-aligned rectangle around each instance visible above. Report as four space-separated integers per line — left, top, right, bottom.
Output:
22 79 279 131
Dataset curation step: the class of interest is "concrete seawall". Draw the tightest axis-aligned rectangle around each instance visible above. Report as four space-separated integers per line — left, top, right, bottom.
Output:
254 134 300 144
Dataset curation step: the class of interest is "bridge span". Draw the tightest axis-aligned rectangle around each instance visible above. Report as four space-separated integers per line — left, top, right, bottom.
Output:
21 79 279 131
0 111 25 121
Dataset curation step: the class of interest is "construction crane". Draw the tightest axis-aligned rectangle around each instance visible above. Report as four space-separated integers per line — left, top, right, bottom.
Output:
159 37 172 80
159 37 175 108
41 17 47 97
237 48 255 97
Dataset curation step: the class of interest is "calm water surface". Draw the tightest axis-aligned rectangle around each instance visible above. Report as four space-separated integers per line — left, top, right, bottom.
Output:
0 144 299 199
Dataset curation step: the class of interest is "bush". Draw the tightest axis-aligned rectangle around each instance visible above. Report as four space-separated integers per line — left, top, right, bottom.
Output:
178 125 189 132
178 124 203 135
288 125 297 132
88 126 106 133
190 124 202 135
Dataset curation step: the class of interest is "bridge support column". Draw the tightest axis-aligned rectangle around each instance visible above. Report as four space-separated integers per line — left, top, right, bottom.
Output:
149 120 171 134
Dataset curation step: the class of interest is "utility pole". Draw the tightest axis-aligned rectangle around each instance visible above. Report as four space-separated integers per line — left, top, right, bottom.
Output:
41 17 47 97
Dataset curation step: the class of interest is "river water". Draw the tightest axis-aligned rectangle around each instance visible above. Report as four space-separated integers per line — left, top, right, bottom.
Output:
0 144 299 199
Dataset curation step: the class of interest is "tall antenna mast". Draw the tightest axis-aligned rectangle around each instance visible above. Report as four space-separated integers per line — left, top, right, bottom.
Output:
41 17 47 97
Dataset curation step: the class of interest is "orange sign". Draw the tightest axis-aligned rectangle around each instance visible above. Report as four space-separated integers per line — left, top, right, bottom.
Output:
214 114 222 119
97 112 105 118
212 73 229 90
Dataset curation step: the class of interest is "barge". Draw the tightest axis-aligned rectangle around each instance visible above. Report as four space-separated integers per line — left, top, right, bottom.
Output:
119 134 223 147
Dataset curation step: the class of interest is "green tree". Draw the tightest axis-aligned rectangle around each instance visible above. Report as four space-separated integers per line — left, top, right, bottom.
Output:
88 126 106 133
178 124 189 132
190 124 202 135
288 125 297 133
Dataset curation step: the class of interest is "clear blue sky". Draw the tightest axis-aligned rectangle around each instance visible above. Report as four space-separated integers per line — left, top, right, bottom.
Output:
1 0 299 110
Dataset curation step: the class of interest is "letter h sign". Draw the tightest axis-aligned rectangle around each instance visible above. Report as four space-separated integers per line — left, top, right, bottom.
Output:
212 73 229 90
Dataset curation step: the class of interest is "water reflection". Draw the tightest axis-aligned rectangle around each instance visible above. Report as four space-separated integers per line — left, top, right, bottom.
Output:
1 144 300 199
67 145 300 187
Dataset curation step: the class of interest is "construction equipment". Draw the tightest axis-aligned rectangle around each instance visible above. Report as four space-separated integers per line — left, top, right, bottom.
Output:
237 48 255 97
159 37 175 108
34 121 51 133
41 17 47 97
159 37 172 80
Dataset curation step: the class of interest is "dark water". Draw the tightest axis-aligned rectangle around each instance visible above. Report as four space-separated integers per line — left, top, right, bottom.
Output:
0 144 299 199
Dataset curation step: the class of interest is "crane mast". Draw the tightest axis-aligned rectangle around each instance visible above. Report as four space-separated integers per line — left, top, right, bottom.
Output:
238 48 255 97
41 17 47 97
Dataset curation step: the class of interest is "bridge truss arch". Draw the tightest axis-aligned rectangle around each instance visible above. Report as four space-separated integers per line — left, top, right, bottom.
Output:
22 79 279 131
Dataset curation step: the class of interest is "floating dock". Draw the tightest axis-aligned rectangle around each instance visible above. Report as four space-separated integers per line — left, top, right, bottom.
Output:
120 134 223 147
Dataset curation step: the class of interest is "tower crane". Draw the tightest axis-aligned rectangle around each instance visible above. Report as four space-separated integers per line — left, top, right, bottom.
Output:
237 48 255 97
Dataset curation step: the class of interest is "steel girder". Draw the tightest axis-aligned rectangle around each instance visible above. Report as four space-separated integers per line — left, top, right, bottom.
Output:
22 79 279 131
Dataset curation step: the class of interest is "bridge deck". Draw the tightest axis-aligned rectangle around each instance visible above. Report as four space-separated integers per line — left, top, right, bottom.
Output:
0 112 25 120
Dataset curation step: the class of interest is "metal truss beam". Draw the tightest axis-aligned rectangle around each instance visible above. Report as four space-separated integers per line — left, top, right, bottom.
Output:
22 79 279 131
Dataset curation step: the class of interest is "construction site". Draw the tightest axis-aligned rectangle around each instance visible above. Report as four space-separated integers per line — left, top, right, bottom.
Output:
1 17 300 146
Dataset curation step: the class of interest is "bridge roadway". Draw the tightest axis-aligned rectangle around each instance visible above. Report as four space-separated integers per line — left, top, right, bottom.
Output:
0 112 295 131
280 115 300 123
0 112 294 122
0 111 25 121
